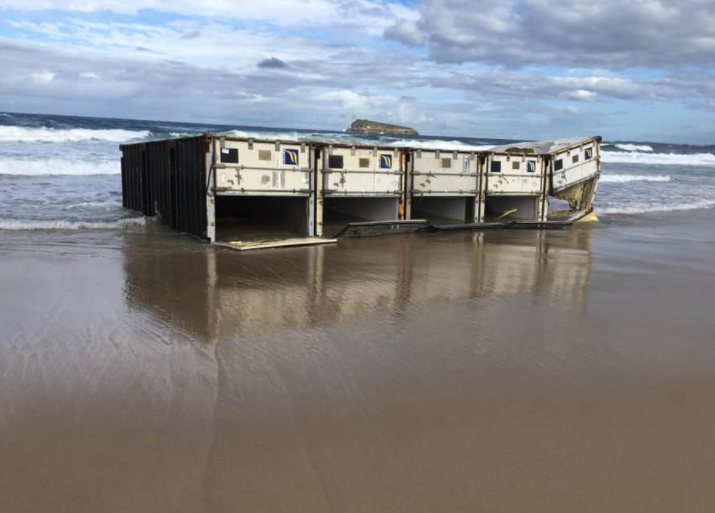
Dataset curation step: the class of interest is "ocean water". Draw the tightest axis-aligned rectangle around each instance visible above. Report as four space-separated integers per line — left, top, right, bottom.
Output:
1 111 714 230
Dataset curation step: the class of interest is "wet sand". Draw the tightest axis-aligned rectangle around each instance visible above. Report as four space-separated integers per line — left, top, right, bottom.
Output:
1 210 715 512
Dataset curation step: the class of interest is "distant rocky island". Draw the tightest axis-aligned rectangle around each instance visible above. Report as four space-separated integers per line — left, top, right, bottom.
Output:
347 119 418 136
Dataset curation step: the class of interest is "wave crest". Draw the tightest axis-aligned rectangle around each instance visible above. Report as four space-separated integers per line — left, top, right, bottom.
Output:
600 174 671 183
602 150 715 167
0 126 150 143
614 143 654 152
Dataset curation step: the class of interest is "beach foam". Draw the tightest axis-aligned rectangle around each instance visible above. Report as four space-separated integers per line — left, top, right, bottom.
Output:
0 126 150 143
602 150 715 167
600 174 672 183
0 217 145 230
0 158 120 176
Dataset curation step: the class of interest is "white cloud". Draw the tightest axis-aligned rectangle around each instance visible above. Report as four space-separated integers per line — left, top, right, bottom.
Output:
563 90 597 102
31 70 55 83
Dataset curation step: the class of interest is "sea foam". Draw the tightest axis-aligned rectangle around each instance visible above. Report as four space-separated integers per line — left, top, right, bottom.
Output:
0 217 145 231
0 158 120 176
600 174 671 183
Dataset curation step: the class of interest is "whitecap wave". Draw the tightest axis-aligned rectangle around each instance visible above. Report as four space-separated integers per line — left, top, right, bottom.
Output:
0 126 150 143
388 139 494 151
0 158 120 176
600 174 671 183
602 150 715 167
0 217 145 231
599 199 715 215
614 143 654 152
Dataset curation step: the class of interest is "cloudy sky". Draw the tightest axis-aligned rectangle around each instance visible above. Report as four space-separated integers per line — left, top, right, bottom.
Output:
0 0 713 142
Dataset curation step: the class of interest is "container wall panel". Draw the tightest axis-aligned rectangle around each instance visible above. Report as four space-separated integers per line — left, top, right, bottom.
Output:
485 154 545 195
320 147 404 196
411 150 479 196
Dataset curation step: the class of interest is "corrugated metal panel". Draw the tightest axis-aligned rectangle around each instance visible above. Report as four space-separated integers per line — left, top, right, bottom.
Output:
121 135 208 239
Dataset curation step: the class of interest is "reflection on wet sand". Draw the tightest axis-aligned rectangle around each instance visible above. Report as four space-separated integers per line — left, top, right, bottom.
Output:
122 229 593 339
6 218 715 513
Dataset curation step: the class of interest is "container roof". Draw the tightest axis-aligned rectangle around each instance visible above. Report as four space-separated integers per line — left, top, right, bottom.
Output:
489 136 600 155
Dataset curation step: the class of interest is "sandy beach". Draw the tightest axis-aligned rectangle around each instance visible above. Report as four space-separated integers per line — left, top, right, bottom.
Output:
1 209 715 512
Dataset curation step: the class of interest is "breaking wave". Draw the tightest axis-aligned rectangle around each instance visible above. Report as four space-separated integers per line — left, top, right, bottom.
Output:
614 143 654 152
602 150 715 167
387 139 494 151
0 158 120 176
0 217 145 231
600 174 671 183
0 126 150 143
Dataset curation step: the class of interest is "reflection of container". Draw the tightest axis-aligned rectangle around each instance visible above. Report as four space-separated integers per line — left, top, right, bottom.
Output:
119 135 601 249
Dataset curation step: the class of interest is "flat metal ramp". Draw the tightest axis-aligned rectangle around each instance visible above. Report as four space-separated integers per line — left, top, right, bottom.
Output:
426 220 573 232
426 222 506 232
332 220 428 239
216 238 337 252
508 221 572 230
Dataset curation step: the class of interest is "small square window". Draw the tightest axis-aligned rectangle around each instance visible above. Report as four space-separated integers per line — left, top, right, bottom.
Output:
220 148 238 164
359 158 370 168
554 159 563 171
441 158 452 168
491 160 501 173
512 161 520 170
572 155 579 164
258 150 272 161
328 155 344 169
